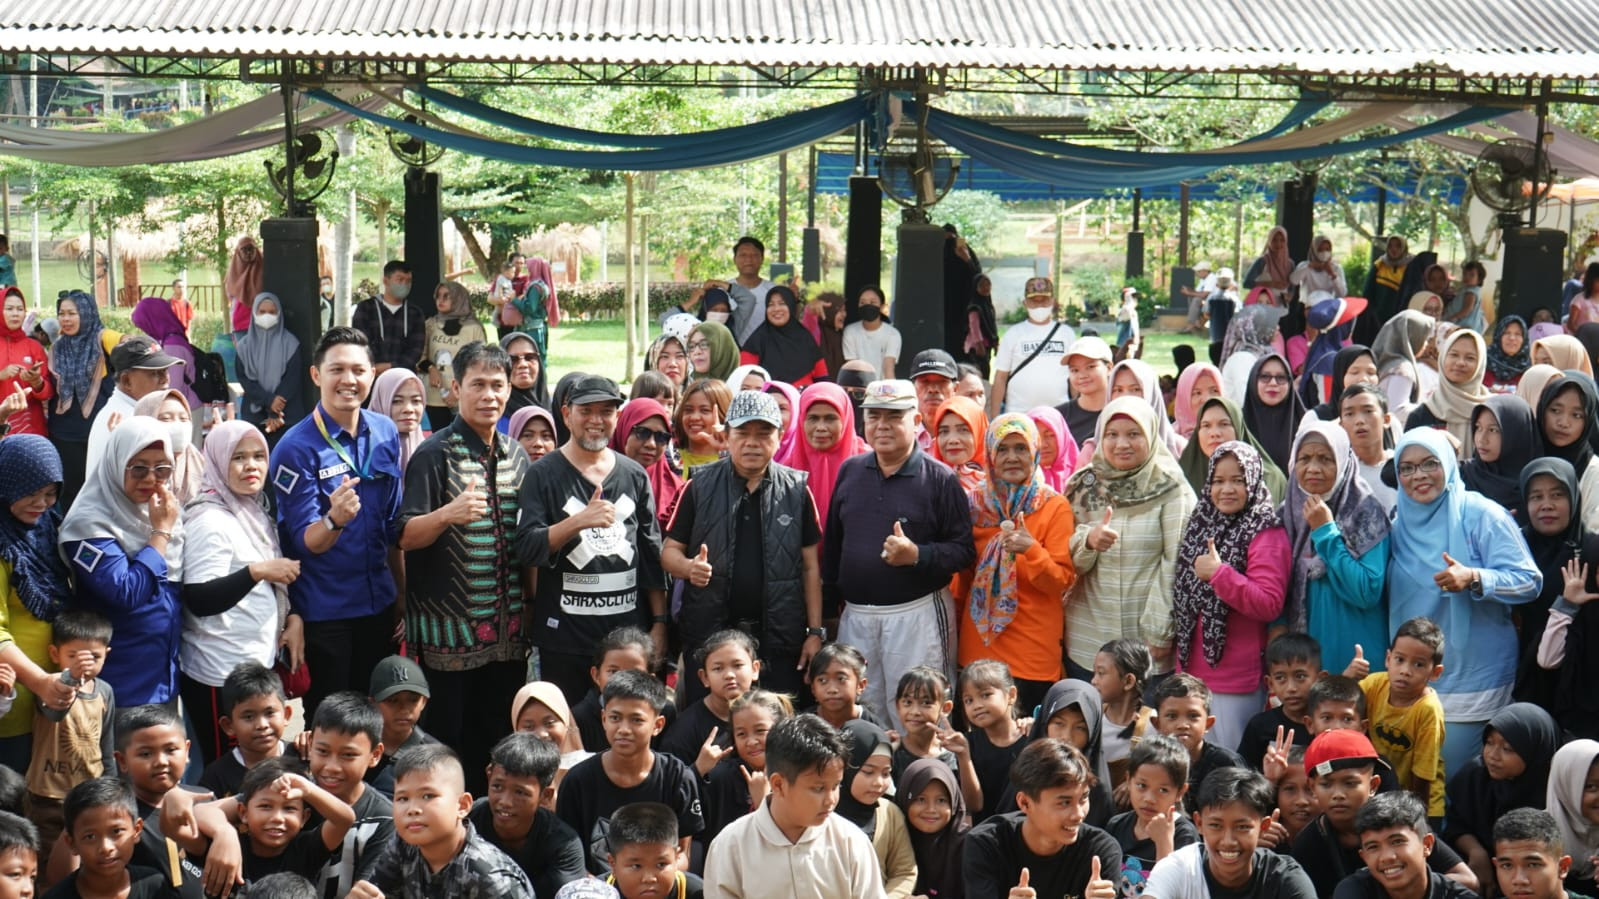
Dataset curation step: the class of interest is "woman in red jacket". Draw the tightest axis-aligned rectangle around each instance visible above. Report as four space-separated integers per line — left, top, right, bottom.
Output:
0 287 51 436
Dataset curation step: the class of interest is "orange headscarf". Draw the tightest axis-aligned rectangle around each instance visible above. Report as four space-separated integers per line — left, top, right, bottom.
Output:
930 395 989 494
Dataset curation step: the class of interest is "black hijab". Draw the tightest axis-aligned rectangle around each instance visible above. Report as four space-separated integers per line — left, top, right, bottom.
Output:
1310 345 1374 421
1242 352 1306 472
898 758 970 899
837 719 891 837
549 371 585 446
1460 395 1542 516
740 285 823 383
1445 703 1561 847
500 332 550 415
1538 374 1598 475
1518 458 1599 710
1578 322 1599 377
1486 315 1532 383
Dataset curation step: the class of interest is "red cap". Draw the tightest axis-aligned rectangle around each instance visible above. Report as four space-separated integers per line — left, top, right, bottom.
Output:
1304 729 1388 777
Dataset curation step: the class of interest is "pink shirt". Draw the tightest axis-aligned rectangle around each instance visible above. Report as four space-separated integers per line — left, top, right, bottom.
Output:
1178 526 1291 694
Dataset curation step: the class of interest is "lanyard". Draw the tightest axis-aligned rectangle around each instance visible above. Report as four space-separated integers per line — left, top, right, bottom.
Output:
312 406 372 480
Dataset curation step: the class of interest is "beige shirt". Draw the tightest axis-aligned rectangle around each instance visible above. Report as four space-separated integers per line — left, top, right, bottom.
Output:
703 800 886 899
27 679 114 799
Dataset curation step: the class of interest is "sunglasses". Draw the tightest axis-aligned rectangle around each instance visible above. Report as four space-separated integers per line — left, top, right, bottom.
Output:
126 463 174 482
508 353 540 364
1256 373 1290 385
630 426 673 447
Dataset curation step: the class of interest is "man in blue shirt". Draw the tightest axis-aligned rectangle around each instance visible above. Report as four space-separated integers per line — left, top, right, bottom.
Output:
274 326 404 719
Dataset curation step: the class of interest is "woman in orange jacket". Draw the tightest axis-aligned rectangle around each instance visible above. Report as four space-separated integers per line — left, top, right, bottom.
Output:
954 413 1076 713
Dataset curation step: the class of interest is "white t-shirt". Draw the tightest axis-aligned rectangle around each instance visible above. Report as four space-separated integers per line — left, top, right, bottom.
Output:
179 504 280 686
85 388 138 474
1357 459 1397 513
993 319 1075 413
841 321 903 379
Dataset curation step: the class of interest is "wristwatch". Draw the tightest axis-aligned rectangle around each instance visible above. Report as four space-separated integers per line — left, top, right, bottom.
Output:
804 626 827 640
651 614 670 626
322 513 345 532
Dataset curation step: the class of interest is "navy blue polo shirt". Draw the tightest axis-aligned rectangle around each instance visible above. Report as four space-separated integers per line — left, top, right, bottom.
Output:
273 404 404 622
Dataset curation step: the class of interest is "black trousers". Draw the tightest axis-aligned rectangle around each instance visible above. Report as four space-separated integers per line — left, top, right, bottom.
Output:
302 608 396 723
179 674 229 769
422 659 526 796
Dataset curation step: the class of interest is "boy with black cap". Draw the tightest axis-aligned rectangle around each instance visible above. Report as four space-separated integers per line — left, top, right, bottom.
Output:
1290 730 1477 896
366 656 437 798
513 373 669 702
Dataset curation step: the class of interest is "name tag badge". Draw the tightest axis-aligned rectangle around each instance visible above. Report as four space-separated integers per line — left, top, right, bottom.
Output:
318 462 352 481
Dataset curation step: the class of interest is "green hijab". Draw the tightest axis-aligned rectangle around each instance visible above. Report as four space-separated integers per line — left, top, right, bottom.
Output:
1177 396 1288 502
688 321 739 383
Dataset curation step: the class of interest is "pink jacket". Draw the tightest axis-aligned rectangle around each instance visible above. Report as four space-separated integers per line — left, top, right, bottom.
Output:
1178 526 1291 694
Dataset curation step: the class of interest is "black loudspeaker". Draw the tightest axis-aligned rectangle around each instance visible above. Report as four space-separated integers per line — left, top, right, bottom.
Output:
1125 231 1145 279
892 222 947 366
1499 227 1569 321
1170 266 1196 311
403 167 443 301
260 217 321 413
802 227 821 285
844 176 882 318
1277 175 1317 262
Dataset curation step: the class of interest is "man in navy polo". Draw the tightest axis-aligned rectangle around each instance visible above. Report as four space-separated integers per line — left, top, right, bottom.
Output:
274 326 404 719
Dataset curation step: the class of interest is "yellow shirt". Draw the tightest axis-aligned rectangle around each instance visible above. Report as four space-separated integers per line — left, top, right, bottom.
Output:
0 562 56 739
1361 672 1447 818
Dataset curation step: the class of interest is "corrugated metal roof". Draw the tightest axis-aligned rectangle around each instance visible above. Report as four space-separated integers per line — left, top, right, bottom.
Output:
0 0 1596 79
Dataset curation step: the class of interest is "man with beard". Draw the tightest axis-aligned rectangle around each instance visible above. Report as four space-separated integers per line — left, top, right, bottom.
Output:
514 374 668 702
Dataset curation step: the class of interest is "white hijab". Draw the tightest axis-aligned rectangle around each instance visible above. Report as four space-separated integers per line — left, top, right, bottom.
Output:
60 416 184 580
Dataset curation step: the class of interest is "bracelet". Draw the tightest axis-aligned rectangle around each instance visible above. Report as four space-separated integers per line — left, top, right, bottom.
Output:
149 529 173 541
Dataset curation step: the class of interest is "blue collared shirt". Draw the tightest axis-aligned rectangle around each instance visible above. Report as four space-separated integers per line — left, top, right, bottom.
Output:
273 404 404 622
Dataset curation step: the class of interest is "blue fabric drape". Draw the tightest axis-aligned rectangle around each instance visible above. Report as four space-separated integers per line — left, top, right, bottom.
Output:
309 88 874 170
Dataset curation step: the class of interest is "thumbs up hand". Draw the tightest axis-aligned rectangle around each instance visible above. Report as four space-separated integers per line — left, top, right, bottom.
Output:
1194 538 1224 582
572 483 617 530
1087 505 1120 552
882 519 917 567
444 476 489 525
1007 867 1035 899
1086 855 1116 899
687 544 714 587
1003 513 1036 556
1259 808 1290 850
1343 644 1370 679
1433 551 1476 592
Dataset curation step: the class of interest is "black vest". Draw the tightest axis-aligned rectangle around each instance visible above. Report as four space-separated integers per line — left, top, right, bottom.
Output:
678 458 809 656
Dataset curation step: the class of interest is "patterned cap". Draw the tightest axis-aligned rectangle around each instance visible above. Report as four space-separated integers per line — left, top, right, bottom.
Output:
861 379 917 410
661 312 700 342
726 390 781 428
1025 277 1054 298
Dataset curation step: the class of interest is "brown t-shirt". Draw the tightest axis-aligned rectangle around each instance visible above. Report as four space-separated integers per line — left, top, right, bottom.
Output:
27 678 114 799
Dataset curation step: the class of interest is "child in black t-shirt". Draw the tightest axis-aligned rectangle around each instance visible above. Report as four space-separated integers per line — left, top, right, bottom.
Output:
46 779 166 899
1333 792 1475 899
658 630 755 776
604 802 704 899
1151 674 1247 815
960 738 1122 899
699 690 792 849
198 662 295 798
1106 734 1198 897
1145 767 1317 898
468 733 586 899
1237 633 1321 771
556 671 703 876
572 627 672 752
891 667 981 812
807 643 884 731
958 660 1030 823
298 692 393 898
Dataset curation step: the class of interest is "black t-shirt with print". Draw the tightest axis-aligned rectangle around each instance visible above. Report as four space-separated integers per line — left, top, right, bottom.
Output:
554 751 704 876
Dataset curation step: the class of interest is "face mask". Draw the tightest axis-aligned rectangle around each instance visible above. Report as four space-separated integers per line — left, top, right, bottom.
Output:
167 421 191 455
859 306 882 323
1027 305 1053 324
388 282 411 301
1316 250 1333 263
254 313 279 330
320 286 333 299
706 311 730 325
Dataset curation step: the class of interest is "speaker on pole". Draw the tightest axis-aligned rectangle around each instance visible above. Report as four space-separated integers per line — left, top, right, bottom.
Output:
403 167 443 297
1277 175 1317 262
844 176 882 318
893 221 946 366
260 217 321 413
1499 227 1568 322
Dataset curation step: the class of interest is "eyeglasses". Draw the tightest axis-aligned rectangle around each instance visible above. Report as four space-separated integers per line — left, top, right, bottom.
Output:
630 426 673 447
1397 459 1443 479
687 340 710 352
125 463 174 482
1256 373 1290 385
508 353 539 364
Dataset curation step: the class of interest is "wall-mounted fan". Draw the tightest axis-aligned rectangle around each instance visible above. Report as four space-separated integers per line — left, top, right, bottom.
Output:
1471 138 1552 227
877 102 957 212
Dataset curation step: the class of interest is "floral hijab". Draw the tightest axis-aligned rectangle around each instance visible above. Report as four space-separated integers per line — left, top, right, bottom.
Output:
1065 397 1190 518
968 414 1055 645
1172 441 1281 667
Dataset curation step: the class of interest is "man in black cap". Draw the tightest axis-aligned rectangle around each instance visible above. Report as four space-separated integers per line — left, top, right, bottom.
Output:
908 348 959 453
513 373 668 702
86 336 184 472
661 390 824 702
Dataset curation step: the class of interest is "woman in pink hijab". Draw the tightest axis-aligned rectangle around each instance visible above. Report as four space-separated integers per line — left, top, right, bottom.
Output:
224 237 264 335
776 383 868 529
609 397 684 532
1174 362 1226 438
1025 406 1079 491
762 380 803 461
369 368 427 474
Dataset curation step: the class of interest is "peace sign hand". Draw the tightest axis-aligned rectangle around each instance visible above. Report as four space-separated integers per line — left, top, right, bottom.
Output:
1262 725 1295 783
1565 559 1599 605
